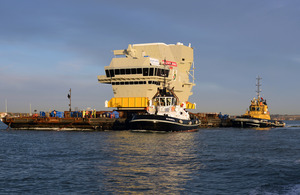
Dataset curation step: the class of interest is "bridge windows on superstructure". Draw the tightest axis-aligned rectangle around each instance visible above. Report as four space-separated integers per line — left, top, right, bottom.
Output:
109 69 115 77
156 69 161 76
149 68 154 76
105 70 110 77
137 68 142 74
120 69 125 75
163 69 169 77
131 68 137 74
148 81 160 85
143 68 149 76
156 68 169 77
105 68 169 78
111 81 160 86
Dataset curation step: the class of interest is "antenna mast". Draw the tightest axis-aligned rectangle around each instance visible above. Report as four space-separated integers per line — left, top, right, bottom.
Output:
68 88 72 112
256 76 262 99
163 58 167 89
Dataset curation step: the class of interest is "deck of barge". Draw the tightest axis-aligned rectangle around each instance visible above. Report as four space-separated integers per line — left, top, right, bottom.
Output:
3 117 128 131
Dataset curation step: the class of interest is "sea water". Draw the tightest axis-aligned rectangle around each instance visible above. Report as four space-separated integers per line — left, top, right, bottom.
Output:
0 121 300 194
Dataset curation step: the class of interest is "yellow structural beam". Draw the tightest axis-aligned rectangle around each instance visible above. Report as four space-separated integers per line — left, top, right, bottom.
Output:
186 101 196 109
108 97 149 108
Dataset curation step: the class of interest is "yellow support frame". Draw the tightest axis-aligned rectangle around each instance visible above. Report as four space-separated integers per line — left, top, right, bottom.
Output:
108 97 149 108
185 101 196 109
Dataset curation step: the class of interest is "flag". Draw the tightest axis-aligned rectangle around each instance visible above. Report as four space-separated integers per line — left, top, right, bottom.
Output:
68 94 70 99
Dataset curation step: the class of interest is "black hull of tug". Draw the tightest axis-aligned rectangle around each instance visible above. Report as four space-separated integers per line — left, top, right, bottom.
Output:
129 114 199 132
231 117 285 128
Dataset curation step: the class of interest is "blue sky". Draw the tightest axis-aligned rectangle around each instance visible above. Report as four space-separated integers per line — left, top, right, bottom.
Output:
0 0 299 115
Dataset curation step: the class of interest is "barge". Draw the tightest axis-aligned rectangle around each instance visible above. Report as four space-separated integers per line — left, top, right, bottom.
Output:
2 116 127 131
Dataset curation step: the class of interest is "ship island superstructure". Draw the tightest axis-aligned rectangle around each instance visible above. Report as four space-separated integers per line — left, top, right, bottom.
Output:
98 42 196 110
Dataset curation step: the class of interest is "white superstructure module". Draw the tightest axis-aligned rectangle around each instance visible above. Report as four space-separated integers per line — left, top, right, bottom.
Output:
98 42 196 110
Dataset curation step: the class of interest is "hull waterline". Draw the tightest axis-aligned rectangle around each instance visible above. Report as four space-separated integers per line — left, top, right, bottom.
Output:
232 117 285 128
130 114 199 132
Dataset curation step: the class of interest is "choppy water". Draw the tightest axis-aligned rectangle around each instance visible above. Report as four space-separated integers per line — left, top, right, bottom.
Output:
0 121 300 194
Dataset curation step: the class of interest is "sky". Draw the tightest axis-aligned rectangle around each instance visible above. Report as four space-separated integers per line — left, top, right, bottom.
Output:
0 0 300 115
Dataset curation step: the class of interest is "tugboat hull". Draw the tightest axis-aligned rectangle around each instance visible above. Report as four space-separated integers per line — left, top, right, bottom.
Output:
232 117 285 128
130 114 199 132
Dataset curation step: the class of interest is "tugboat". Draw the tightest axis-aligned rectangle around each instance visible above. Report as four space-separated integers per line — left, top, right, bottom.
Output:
129 86 200 132
232 76 285 128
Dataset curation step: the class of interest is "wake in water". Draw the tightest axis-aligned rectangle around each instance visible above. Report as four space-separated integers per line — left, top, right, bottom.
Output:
284 124 300 130
284 121 300 128
287 125 300 128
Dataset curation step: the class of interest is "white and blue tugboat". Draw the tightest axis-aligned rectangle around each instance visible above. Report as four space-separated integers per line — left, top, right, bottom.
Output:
129 86 200 132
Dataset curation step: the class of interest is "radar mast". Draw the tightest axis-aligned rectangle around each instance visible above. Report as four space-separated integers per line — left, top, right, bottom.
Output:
256 76 262 100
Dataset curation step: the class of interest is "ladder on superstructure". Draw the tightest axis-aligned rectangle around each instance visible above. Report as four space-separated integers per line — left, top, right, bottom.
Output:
188 62 195 84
